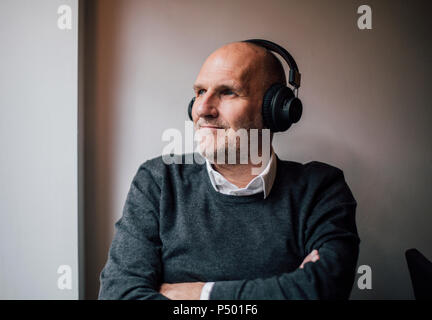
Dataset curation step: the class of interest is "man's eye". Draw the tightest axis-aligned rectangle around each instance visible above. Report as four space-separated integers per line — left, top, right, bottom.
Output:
197 89 206 96
222 89 235 96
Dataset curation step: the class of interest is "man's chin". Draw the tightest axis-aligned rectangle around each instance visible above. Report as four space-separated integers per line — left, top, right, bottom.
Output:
198 145 245 165
196 145 217 164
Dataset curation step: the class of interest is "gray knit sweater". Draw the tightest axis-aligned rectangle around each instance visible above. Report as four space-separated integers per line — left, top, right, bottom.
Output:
99 153 360 300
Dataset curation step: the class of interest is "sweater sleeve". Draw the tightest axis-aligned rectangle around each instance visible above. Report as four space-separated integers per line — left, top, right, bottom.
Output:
209 165 360 300
98 165 168 300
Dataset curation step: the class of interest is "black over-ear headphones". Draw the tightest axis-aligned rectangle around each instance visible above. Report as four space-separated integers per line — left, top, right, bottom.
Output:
188 39 303 132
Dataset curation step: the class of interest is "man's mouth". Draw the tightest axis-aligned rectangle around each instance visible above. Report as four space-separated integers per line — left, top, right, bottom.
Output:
199 125 224 130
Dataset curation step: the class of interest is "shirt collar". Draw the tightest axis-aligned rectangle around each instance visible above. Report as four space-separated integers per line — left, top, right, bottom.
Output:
205 150 277 199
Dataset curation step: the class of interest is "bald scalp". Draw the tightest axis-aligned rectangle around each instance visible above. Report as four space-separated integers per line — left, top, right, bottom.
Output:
223 41 287 92
203 42 287 95
260 47 287 88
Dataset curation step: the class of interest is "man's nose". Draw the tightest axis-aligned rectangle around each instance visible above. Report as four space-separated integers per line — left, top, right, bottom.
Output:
194 93 218 119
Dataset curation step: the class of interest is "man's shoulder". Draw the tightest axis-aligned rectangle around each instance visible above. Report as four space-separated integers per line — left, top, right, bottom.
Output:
277 157 345 185
303 160 344 177
276 157 355 207
136 153 206 182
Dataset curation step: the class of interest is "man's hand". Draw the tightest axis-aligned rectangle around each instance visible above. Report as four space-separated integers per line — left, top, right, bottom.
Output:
159 282 205 300
299 249 320 269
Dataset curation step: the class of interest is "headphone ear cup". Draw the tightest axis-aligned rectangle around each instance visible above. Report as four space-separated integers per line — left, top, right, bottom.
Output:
272 87 302 132
262 84 302 132
262 84 284 131
286 96 302 124
188 97 195 121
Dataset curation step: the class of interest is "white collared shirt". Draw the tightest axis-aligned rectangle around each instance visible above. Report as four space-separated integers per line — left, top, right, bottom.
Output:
200 150 278 299
205 151 277 199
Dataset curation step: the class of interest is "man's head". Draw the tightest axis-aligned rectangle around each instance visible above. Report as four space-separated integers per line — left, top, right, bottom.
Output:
192 41 285 162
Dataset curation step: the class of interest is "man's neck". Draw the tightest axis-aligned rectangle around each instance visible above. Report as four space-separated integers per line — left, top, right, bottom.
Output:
211 149 273 188
211 163 259 188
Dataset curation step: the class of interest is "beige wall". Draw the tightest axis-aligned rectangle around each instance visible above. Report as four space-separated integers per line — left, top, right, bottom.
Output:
84 0 432 299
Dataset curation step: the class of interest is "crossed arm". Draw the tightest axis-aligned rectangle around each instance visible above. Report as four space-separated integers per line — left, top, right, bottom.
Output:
100 219 358 300
159 250 321 299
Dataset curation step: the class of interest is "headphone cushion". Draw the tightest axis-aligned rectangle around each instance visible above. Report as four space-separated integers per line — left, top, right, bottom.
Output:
262 83 284 131
188 97 195 121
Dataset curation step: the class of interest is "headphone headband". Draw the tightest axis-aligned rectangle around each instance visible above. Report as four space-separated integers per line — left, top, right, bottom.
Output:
243 39 301 89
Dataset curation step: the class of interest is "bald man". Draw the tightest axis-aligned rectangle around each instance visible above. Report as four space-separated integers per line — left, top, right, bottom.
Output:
98 41 360 300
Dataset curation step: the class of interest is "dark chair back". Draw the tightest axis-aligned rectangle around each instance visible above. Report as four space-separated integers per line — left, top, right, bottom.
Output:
405 248 432 300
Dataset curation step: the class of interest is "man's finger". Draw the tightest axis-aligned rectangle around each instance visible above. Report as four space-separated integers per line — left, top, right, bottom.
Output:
299 250 320 269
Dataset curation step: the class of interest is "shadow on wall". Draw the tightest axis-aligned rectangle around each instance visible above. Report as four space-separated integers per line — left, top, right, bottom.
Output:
84 0 124 299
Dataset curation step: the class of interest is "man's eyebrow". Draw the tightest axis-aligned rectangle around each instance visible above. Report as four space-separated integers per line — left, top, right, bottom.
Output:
193 84 203 91
193 82 244 92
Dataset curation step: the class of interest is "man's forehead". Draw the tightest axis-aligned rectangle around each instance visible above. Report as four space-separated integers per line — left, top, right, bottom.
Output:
195 64 246 88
